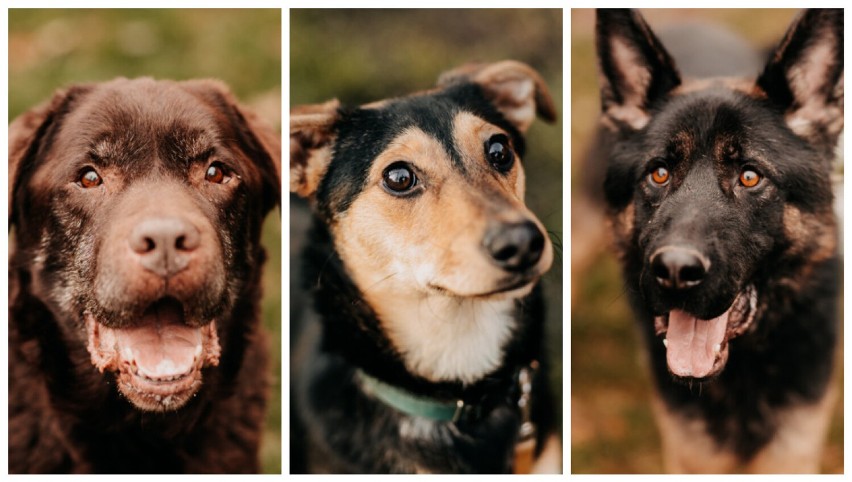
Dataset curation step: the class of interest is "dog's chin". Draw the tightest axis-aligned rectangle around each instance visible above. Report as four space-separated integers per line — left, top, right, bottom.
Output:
85 298 221 412
654 285 757 382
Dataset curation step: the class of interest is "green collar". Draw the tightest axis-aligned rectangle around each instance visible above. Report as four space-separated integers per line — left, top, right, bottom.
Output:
356 370 466 422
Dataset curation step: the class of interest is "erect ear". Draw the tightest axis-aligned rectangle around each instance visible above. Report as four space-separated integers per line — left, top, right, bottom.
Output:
595 9 681 131
437 60 556 133
290 99 340 198
756 9 843 152
181 79 282 214
9 85 91 228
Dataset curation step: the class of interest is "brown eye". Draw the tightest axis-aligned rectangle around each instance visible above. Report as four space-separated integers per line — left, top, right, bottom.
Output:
205 163 226 184
650 166 670 185
486 134 514 172
79 168 102 188
382 162 416 194
739 169 761 188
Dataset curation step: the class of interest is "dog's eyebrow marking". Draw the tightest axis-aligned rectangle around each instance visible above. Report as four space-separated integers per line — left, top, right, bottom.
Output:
160 128 216 164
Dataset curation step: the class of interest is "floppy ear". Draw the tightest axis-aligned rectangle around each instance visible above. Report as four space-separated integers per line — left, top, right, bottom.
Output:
181 80 282 214
290 99 340 198
9 86 91 227
437 60 556 133
595 9 681 131
756 9 843 152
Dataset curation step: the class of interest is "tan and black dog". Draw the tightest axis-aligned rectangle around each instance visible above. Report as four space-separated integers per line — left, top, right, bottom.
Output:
594 9 842 473
290 61 559 473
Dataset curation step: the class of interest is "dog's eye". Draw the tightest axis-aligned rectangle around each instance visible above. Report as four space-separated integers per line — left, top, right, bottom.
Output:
649 166 670 185
486 134 514 172
739 169 761 188
382 162 416 194
205 163 228 184
78 168 103 188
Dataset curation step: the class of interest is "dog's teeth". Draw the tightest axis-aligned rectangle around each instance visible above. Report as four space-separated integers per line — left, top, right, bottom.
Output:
713 344 721 356
195 345 202 357
663 339 668 348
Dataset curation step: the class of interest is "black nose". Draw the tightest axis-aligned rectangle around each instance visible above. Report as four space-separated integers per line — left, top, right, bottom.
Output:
129 218 200 277
650 247 708 290
483 221 545 272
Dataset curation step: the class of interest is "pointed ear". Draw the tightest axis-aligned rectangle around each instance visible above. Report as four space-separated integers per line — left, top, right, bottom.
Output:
756 9 843 151
437 60 556 133
595 9 681 131
290 99 340 198
181 80 282 214
9 86 91 227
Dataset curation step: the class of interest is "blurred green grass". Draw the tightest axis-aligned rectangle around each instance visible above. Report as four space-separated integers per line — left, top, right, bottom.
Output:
291 7 564 441
9 9 282 474
571 8 843 474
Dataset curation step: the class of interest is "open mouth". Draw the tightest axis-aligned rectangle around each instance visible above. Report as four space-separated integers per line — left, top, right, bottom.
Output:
85 298 221 412
654 285 757 380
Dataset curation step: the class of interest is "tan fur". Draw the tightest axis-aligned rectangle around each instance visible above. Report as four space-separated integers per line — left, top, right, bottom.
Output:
783 205 837 264
608 201 635 259
748 384 837 473
330 112 551 383
290 99 340 197
651 396 738 473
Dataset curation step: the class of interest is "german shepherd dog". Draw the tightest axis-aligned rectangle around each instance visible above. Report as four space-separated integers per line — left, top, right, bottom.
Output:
289 61 559 473
595 9 843 472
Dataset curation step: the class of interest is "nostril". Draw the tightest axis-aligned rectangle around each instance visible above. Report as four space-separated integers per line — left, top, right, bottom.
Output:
493 245 519 262
175 235 186 251
680 264 705 283
529 230 545 256
652 258 670 282
143 237 156 253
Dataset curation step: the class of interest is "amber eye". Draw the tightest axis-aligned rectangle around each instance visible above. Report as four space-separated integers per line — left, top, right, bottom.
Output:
205 163 227 184
79 168 102 188
650 166 670 185
739 169 761 188
382 162 416 194
486 134 514 172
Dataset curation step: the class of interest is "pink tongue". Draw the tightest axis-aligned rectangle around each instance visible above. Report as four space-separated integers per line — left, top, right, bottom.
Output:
114 305 201 379
665 309 729 378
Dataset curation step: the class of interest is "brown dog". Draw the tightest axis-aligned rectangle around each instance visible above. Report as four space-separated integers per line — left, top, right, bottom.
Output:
8 78 280 473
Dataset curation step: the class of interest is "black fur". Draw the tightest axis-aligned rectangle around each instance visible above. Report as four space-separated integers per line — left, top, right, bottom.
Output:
596 9 842 465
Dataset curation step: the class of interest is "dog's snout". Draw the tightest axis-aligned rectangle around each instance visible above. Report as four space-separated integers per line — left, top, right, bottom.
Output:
483 221 545 272
129 218 200 277
650 247 708 290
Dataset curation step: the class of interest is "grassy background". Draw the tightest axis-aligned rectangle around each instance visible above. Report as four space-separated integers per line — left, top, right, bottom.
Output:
571 9 843 473
8 9 282 474
291 7 564 449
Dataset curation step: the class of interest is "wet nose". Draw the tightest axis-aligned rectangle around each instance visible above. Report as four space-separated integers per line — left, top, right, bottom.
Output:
650 247 708 290
129 218 200 277
483 221 545 272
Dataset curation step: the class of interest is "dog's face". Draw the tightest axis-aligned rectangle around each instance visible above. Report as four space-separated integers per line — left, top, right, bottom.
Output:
9 78 280 411
292 61 556 382
596 10 842 380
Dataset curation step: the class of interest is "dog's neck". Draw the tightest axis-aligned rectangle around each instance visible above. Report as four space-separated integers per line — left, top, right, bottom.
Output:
366 289 517 385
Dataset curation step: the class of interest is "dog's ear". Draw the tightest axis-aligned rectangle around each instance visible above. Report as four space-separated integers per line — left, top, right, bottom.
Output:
437 60 556 133
290 100 340 198
181 80 282 214
9 86 91 228
595 9 681 131
756 9 843 152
